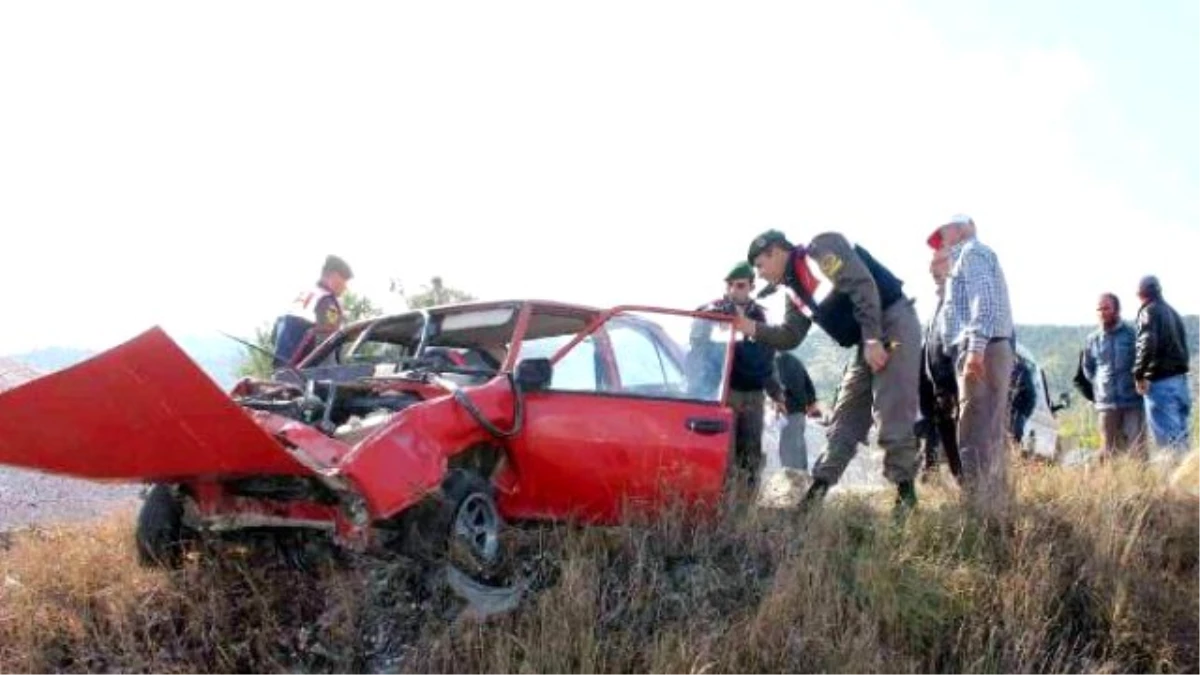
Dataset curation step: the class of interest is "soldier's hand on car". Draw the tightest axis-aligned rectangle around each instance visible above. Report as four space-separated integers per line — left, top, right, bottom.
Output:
1136 378 1149 396
731 306 757 337
864 340 889 372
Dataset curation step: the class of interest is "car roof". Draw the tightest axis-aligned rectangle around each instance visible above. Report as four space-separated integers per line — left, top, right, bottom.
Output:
296 299 605 369
297 297 736 370
319 300 609 356
339 298 604 331
332 298 741 340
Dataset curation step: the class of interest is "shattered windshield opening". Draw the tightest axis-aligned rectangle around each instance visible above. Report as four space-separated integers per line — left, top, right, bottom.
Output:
419 306 518 373
341 314 424 365
306 305 521 376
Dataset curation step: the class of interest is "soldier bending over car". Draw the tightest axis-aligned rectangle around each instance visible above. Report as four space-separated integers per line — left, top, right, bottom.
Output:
734 229 923 515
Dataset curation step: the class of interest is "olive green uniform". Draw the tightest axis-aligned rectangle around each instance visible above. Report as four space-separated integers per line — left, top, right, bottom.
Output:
751 232 922 489
695 261 783 489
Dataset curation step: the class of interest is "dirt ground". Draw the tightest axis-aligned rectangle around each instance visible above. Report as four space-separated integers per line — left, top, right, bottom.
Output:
0 359 144 531
0 467 142 532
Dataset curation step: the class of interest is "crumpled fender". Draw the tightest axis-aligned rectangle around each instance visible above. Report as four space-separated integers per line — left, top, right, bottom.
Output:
0 326 517 523
334 376 518 520
0 327 310 481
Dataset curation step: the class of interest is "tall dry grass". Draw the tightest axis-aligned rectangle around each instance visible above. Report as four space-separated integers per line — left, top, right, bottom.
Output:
0 455 1196 673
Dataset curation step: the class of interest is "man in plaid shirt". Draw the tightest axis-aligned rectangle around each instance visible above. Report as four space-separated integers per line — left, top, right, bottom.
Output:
928 214 1015 515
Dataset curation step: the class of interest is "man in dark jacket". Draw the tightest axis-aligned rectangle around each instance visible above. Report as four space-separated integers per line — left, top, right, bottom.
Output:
1008 351 1037 447
917 246 961 482
1133 276 1192 452
693 262 785 489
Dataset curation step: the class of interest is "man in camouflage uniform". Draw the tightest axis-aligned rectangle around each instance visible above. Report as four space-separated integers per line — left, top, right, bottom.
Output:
272 254 353 368
734 229 922 514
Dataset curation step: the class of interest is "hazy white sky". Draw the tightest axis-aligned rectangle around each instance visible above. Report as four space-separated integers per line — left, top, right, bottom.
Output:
2 1 1196 354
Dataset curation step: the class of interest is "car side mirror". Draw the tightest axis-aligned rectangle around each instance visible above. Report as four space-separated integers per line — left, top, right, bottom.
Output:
516 358 552 392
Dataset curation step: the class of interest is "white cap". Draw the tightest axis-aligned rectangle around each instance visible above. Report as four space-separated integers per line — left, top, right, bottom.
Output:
927 213 974 249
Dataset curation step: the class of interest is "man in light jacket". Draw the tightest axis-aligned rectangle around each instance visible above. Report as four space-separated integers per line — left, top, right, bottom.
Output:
1081 292 1147 459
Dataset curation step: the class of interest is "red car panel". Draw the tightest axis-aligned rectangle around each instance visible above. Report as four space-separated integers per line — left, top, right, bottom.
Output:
497 392 732 523
496 307 736 523
0 327 310 482
337 376 520 519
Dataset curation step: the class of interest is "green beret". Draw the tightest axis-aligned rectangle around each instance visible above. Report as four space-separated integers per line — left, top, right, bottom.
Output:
746 229 792 264
322 254 353 279
725 261 755 282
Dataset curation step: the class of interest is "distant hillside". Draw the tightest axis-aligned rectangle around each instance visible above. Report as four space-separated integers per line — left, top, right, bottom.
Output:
5 334 244 391
11 347 96 374
1016 315 1199 396
789 315 1200 406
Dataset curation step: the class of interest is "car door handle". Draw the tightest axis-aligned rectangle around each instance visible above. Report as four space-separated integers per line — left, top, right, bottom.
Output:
686 417 729 435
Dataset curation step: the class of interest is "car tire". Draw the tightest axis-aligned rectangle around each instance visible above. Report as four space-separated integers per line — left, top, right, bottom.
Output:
442 470 509 581
135 484 192 568
402 469 510 582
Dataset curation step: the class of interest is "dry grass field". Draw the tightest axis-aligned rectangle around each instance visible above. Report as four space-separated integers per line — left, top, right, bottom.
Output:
0 453 1196 673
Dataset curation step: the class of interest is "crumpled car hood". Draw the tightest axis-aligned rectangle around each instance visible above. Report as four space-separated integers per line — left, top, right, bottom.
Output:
0 327 308 482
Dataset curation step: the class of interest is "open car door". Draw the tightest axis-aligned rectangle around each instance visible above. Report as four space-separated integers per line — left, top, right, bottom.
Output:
497 308 735 524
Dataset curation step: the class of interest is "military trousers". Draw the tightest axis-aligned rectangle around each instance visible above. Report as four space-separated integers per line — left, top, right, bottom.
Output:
812 299 923 486
728 388 766 485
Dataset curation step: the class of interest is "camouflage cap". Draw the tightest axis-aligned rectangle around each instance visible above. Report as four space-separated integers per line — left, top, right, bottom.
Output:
725 261 755 282
322 254 353 279
746 229 792 264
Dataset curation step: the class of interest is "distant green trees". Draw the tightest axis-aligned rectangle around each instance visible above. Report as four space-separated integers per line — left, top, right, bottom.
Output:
389 276 476 309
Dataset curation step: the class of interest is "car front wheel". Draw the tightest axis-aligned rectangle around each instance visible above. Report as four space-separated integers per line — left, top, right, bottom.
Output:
135 484 194 568
443 470 507 580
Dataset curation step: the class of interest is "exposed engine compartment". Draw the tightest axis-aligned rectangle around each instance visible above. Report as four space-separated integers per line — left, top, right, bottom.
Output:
234 377 425 438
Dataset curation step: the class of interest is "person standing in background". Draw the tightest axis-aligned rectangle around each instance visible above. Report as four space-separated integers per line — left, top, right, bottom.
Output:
1133 275 1192 454
774 350 820 489
926 214 1015 516
1081 292 1147 459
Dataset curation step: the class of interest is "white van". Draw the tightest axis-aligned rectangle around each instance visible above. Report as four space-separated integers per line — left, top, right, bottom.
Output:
1013 343 1072 461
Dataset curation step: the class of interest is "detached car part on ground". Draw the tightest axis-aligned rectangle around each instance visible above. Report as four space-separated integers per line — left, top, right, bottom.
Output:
0 300 744 579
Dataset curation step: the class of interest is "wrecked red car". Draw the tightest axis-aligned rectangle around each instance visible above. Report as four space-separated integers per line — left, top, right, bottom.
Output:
0 300 741 575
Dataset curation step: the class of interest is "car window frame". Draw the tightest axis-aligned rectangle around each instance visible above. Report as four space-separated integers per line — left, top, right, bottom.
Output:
528 307 734 406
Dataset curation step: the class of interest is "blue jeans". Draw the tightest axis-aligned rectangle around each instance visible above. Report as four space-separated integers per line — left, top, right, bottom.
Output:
1145 375 1193 453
